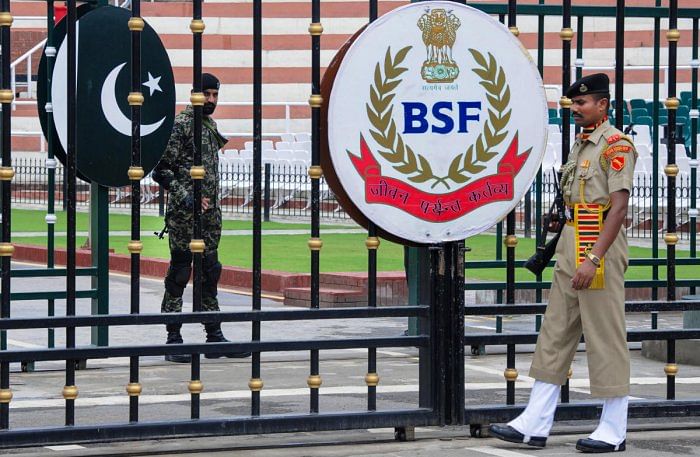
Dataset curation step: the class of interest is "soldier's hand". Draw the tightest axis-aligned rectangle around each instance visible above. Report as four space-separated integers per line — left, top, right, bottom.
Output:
571 260 596 290
202 197 210 211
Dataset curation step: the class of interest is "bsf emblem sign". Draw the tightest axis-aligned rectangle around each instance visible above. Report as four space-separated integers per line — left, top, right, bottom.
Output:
322 2 547 244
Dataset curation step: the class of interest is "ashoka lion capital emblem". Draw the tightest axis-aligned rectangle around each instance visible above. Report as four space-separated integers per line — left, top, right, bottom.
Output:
418 8 461 83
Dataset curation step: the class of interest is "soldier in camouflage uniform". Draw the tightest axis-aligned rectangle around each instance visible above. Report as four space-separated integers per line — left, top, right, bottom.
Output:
153 73 250 363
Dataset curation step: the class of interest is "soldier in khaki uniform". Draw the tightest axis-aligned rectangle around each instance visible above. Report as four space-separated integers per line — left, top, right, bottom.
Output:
490 74 636 453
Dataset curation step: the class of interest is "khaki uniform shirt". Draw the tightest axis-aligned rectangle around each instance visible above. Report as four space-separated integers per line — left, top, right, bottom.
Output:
561 120 637 208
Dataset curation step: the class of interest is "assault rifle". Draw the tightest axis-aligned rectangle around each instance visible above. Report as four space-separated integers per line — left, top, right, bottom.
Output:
524 170 566 275
154 224 168 240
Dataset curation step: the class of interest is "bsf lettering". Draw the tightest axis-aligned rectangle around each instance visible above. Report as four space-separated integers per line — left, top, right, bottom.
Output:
402 101 481 134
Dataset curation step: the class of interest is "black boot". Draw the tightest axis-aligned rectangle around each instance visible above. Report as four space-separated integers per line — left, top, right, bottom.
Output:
165 324 192 363
203 323 251 359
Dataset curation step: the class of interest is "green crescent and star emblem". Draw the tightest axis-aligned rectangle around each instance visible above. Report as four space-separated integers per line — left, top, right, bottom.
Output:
37 5 175 188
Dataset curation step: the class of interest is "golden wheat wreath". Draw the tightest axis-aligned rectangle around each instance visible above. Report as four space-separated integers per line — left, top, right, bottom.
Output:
366 46 512 190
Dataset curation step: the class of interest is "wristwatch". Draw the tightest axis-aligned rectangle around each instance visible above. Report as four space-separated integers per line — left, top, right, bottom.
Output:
586 252 601 267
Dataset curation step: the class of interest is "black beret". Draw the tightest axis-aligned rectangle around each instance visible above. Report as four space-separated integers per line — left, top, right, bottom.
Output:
565 73 609 99
201 73 220 92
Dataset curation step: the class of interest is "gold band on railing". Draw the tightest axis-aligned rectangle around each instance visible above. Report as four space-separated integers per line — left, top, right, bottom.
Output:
0 89 14 104
190 92 206 106
188 380 203 394
666 29 680 42
190 19 205 34
664 233 679 245
0 389 12 404
664 363 679 376
0 12 13 28
664 97 680 110
248 378 264 392
308 238 323 251
504 235 518 248
365 237 380 250
128 17 145 32
0 243 14 257
62 385 79 400
189 239 206 253
307 374 322 389
308 165 322 179
190 165 206 180
126 382 142 396
127 240 143 254
0 166 15 181
509 26 520 37
128 92 144 106
128 166 144 181
308 94 323 108
308 22 323 36
560 28 574 41
559 96 573 109
365 372 380 387
504 368 518 382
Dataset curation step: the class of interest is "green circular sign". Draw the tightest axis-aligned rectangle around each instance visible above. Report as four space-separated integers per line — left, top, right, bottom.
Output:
38 5 175 187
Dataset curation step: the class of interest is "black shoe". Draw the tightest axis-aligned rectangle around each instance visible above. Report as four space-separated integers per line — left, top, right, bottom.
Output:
576 438 626 453
489 424 547 448
204 323 252 359
165 324 192 364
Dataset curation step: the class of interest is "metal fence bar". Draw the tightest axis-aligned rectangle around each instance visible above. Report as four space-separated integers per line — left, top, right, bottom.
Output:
0 0 13 431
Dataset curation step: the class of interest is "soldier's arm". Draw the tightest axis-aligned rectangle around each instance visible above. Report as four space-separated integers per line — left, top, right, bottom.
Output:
152 121 193 207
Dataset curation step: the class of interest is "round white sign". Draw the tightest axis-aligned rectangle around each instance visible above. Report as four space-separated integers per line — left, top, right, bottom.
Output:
327 2 547 243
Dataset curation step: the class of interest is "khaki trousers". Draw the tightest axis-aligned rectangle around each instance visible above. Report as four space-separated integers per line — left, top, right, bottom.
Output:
529 223 630 398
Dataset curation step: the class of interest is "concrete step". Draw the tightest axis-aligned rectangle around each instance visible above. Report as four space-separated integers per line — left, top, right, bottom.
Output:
284 286 366 308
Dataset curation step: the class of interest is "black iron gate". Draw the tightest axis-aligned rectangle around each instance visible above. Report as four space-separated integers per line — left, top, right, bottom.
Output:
0 0 699 449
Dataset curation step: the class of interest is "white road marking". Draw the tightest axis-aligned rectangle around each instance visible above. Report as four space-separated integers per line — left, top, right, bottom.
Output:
7 339 43 349
44 445 86 451
471 446 532 457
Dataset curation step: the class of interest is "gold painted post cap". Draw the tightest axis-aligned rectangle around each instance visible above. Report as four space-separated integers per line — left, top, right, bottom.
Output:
504 368 518 382
365 237 380 250
664 233 679 245
504 235 518 248
308 238 323 251
664 164 679 177
0 89 14 104
0 12 13 27
127 240 143 254
128 17 145 32
62 385 79 400
0 388 12 404
190 19 205 34
560 28 574 41
248 378 264 392
128 166 144 181
126 382 142 396
189 239 206 253
307 374 322 389
0 166 15 181
128 92 144 106
365 372 380 387
190 92 206 106
308 22 324 35
308 94 323 108
190 165 206 180
664 363 679 376
664 97 680 110
188 380 204 394
667 29 681 42
559 96 573 108
0 243 14 257
308 165 323 179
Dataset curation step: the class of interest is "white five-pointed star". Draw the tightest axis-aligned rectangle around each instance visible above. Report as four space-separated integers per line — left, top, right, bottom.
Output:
142 72 162 96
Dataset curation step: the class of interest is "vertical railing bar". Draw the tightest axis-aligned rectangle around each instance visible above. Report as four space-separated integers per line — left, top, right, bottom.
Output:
0 0 12 431
191 0 203 420
666 0 677 304
251 0 263 417
559 0 572 404
308 0 321 415
614 0 625 131
129 0 143 424
651 0 661 325
64 0 77 427
689 19 697 295
504 0 517 403
534 0 544 318
366 0 378 413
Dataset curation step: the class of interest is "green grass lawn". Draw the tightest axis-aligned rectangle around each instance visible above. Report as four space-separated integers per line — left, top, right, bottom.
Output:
14 229 699 279
9 208 353 233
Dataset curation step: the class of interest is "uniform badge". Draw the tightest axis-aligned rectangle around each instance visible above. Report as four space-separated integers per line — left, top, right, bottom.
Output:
607 134 621 144
580 84 588 93
610 155 626 171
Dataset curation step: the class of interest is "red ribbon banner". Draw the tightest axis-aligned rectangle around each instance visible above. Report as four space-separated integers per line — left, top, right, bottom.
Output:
348 134 531 222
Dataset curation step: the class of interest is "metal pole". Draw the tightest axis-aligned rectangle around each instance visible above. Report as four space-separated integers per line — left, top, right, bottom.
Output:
128 0 143 423
46 0 56 351
308 0 321 415
64 0 77 427
666 0 678 303
651 0 661 325
252 0 263 416
614 0 625 130
0 0 13 431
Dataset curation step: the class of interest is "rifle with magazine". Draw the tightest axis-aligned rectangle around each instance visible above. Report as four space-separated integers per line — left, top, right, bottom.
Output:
524 171 566 275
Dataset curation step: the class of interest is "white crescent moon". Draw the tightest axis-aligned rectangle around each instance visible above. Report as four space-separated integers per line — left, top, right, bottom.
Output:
100 62 165 136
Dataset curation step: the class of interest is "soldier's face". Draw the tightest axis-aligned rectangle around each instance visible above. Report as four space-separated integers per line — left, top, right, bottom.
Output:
571 95 608 126
203 89 219 116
